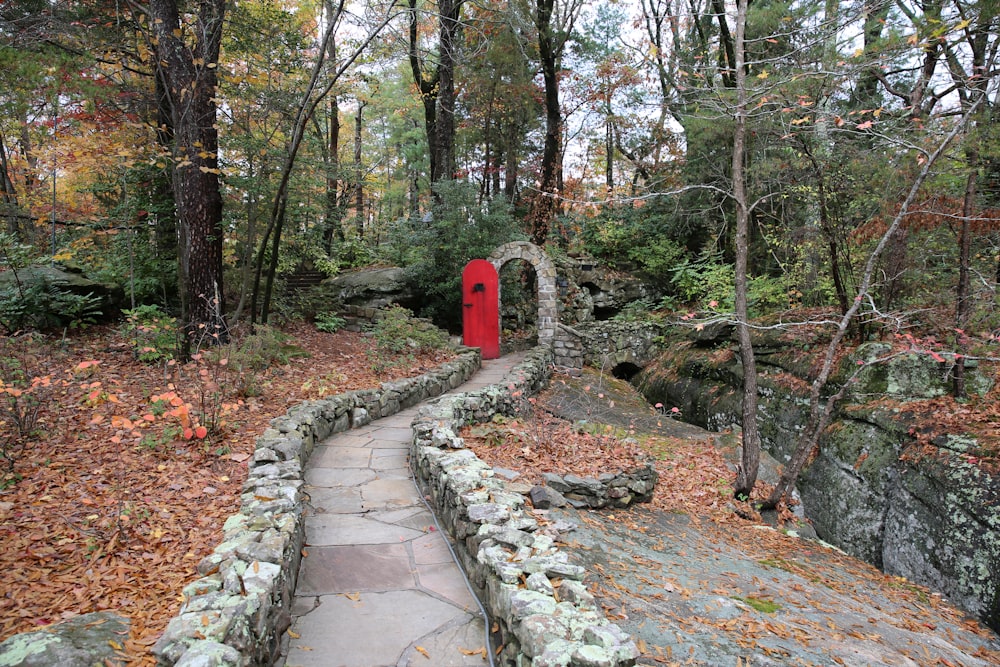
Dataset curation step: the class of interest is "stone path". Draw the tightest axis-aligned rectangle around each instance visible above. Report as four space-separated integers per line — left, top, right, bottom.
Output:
279 356 520 667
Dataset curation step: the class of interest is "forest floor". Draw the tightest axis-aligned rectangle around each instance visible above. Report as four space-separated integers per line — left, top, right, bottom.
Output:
3 323 999 665
0 322 455 663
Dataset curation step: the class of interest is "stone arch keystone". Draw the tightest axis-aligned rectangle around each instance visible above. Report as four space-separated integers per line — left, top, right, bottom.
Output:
487 241 558 346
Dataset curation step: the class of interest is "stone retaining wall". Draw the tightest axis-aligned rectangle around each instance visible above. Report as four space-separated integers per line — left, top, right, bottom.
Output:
411 346 640 667
151 349 482 667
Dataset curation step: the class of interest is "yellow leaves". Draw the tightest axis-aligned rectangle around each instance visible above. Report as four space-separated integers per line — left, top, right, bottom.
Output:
756 70 769 80
415 646 430 659
460 647 487 658
287 629 300 639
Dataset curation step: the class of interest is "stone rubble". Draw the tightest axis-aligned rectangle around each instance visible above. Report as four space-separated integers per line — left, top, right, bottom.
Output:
411 345 640 667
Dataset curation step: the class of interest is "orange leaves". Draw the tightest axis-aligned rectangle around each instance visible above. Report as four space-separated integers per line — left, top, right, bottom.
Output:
0 323 459 654
73 359 100 374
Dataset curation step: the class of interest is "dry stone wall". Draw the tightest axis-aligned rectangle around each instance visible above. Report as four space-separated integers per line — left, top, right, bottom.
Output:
411 346 640 667
488 242 558 347
150 349 481 667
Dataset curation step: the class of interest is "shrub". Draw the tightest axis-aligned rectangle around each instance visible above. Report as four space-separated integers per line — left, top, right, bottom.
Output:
670 254 736 309
220 325 309 397
315 312 347 333
123 305 178 363
367 305 450 355
0 334 57 471
283 282 343 321
0 280 104 333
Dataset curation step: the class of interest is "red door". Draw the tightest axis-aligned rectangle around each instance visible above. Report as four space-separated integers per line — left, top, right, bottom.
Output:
462 259 500 359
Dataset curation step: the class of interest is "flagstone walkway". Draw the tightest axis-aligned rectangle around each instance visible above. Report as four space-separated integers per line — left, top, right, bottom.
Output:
278 355 521 667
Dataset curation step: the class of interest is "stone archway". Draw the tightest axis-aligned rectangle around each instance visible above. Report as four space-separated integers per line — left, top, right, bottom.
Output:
487 241 558 346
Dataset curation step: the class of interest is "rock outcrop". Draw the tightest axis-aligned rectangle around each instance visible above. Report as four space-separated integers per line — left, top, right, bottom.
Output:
0 612 130 667
637 331 1000 633
324 266 417 314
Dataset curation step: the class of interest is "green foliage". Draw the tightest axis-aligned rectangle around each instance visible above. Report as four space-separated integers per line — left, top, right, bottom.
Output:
578 206 701 288
226 325 309 372
0 280 104 333
195 325 308 399
613 298 663 323
630 237 687 286
366 305 450 355
281 282 344 322
315 312 346 333
335 237 376 270
87 228 177 308
748 275 791 313
406 181 523 330
122 305 177 363
670 254 736 309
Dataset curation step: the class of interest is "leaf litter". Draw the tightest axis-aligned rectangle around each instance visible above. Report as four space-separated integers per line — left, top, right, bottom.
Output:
0 323 454 664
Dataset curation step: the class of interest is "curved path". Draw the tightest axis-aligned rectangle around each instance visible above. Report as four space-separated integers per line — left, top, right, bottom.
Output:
278 356 521 667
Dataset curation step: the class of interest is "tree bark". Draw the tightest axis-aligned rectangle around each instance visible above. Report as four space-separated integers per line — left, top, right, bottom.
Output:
954 165 975 397
730 0 761 500
531 0 563 244
353 101 365 237
149 0 227 349
435 0 462 182
0 129 22 238
324 93 343 253
408 0 440 184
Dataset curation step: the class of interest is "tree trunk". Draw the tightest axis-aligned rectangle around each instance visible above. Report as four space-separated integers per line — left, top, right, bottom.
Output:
409 0 440 184
531 0 562 245
954 153 977 398
149 0 227 349
252 0 392 324
435 0 462 182
0 129 22 238
353 101 365 237
763 99 981 509
151 60 177 264
730 0 761 500
711 0 736 87
324 94 343 253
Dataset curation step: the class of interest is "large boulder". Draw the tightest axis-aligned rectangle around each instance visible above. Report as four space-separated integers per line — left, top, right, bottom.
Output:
324 266 417 314
0 264 124 326
0 611 131 667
